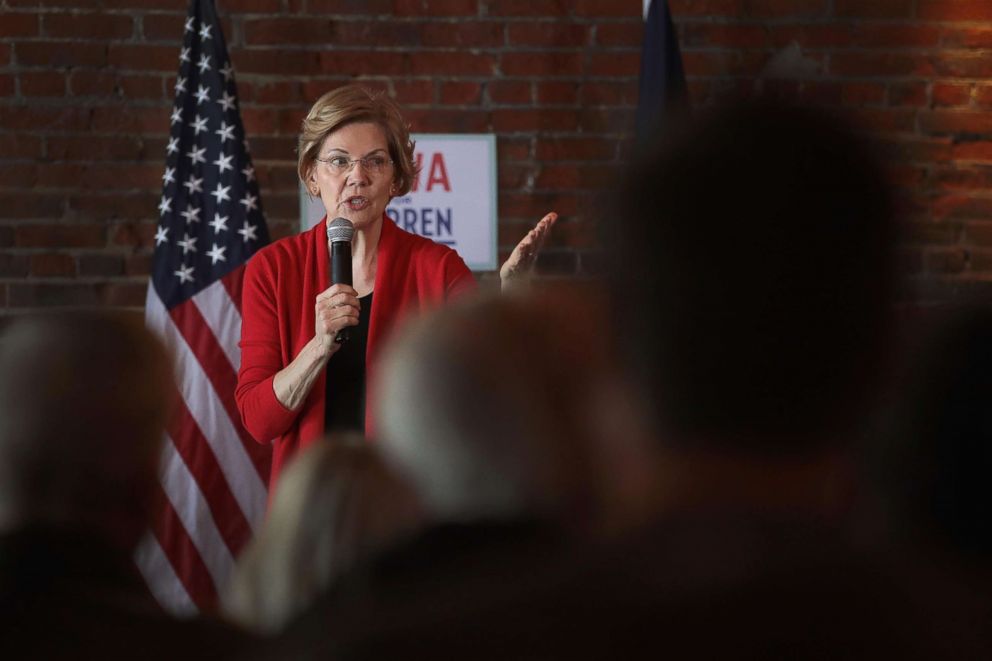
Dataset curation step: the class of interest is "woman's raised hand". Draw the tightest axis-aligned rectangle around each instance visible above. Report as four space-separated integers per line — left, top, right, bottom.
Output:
499 212 558 291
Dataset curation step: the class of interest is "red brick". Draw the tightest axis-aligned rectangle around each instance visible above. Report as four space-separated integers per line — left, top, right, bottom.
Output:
852 24 941 48
111 221 156 249
30 253 76 277
769 24 852 48
318 51 409 76
35 164 86 188
683 24 768 48
307 0 392 13
682 51 739 77
402 108 489 132
107 44 179 72
920 111 992 136
595 22 642 48
0 12 39 37
498 136 531 161
89 107 168 134
393 79 435 105
16 41 108 68
119 74 164 99
952 141 992 162
124 254 152 277
489 80 531 104
536 81 578 105
487 0 573 16
834 0 913 18
941 28 992 48
492 109 579 132
902 219 960 244
501 52 583 77
0 193 63 219
0 44 10 66
44 12 133 39
20 71 66 97
46 136 150 161
508 23 590 47
16 224 105 248
918 0 992 21
578 107 634 133
141 13 186 41
669 0 742 16
930 166 992 191
585 51 640 77
498 163 531 189
799 81 842 106
0 75 15 97
81 164 161 190
421 21 503 48
889 82 927 107
537 137 616 161
974 86 992 109
216 0 281 10
78 254 125 277
836 82 885 106
932 195 992 220
410 51 495 76
394 0 478 15
69 70 116 96
244 18 336 45
845 108 916 134
924 248 967 274
232 49 320 76
0 134 41 158
580 81 637 106
69 193 157 220
739 0 827 17
575 0 639 16
876 136 953 162
0 255 29 278
440 81 481 105
829 53 934 77
0 164 37 187
932 83 972 108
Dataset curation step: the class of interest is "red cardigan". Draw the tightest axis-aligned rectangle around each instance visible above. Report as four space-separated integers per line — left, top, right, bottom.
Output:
236 215 476 487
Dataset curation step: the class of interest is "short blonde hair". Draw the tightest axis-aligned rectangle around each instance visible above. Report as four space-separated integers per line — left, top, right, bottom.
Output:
298 85 418 196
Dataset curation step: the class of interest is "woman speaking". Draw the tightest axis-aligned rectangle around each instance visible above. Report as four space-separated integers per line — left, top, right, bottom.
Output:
235 85 556 488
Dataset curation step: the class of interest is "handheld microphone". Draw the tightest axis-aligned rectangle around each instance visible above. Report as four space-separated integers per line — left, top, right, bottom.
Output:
326 217 354 344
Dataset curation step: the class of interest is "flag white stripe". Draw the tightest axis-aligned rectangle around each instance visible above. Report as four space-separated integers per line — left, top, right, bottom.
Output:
159 435 235 594
146 287 267 530
135 530 199 617
192 278 242 371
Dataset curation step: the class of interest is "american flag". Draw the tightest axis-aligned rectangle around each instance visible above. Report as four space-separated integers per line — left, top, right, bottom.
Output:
138 0 272 614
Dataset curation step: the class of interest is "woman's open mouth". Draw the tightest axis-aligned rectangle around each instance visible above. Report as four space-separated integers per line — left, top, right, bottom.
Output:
343 196 370 211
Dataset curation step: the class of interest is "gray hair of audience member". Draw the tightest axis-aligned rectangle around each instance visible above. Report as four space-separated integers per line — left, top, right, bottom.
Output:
0 312 173 547
609 101 895 455
223 435 422 634
374 294 604 526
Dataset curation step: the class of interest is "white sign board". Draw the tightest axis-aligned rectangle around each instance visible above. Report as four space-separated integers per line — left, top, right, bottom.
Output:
300 133 498 271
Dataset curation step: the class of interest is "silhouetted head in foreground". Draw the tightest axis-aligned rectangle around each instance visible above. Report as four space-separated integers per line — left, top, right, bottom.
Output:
0 312 173 549
610 102 895 455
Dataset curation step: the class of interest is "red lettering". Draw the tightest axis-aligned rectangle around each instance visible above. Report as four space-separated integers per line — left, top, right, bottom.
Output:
426 152 451 192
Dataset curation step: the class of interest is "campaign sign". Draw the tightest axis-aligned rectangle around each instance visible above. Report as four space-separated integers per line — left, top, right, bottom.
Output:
300 133 498 271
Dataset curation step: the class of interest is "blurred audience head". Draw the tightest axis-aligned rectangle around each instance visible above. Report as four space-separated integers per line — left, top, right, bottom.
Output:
609 101 895 455
878 309 992 559
0 311 173 548
224 435 422 634
374 293 636 530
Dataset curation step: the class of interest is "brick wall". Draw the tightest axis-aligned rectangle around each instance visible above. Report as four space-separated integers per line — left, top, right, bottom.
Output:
1 0 991 311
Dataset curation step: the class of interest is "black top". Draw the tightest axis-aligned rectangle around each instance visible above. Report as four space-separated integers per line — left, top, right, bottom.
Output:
325 291 373 434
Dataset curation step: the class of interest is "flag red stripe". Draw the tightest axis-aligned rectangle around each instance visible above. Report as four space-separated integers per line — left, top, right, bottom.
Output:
221 265 245 316
150 482 219 611
170 298 271 482
167 393 252 557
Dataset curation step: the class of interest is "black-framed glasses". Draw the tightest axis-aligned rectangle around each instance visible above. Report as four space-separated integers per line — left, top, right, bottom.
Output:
315 154 393 175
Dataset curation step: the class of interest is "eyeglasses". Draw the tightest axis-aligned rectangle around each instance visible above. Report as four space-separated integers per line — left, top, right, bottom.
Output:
315 154 393 175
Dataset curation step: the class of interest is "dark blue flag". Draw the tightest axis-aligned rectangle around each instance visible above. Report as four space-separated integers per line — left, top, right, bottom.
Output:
636 0 688 141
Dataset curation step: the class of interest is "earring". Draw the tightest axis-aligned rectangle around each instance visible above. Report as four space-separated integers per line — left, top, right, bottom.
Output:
311 186 319 196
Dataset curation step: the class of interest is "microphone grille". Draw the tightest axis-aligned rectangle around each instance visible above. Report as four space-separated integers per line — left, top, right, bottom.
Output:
327 217 354 243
